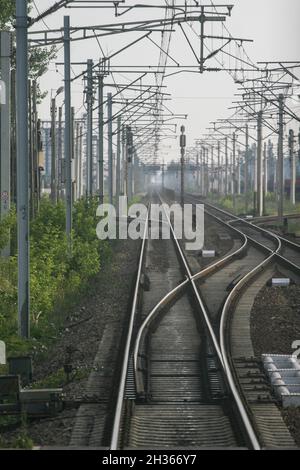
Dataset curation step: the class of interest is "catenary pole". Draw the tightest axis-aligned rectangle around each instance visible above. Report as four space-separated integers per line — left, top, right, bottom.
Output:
289 129 296 205
107 93 113 205
16 0 30 338
86 59 93 197
57 107 63 199
180 125 186 206
245 124 249 212
278 94 284 224
256 110 263 216
116 116 121 214
64 16 72 245
51 98 57 203
225 137 228 196
98 75 104 204
1 31 11 256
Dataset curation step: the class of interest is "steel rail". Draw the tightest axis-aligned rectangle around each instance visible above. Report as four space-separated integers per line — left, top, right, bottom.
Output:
190 196 300 269
159 195 263 450
133 207 249 381
184 194 283 253
131 194 262 450
110 207 149 451
184 195 300 450
113 194 292 450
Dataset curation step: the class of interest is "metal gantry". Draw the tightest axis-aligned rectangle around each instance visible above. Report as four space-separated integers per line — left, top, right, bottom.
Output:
8 0 300 339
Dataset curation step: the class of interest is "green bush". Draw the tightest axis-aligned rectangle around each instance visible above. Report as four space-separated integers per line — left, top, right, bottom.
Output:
0 196 111 355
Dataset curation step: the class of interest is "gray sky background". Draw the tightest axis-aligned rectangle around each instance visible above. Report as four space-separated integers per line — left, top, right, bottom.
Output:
33 0 300 163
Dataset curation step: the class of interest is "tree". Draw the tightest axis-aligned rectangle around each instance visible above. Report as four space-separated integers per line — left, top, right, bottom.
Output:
0 0 17 29
0 0 56 100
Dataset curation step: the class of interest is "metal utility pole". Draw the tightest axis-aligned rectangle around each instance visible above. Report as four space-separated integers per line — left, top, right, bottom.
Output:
57 107 63 199
245 124 249 212
180 125 186 206
196 153 200 192
225 137 228 195
211 145 214 194
204 148 208 197
1 31 11 256
268 140 275 193
78 124 83 199
50 98 57 203
217 141 221 195
253 144 257 215
16 0 30 338
263 141 268 196
232 133 236 198
289 129 296 205
86 59 93 197
28 80 33 215
71 107 75 202
116 116 121 214
121 124 126 195
256 110 263 217
10 69 16 206
237 148 241 196
32 81 39 214
107 93 113 205
205 147 209 196
200 149 204 196
98 75 104 204
231 133 236 197
278 94 284 224
37 118 42 208
64 16 72 245
126 126 133 202
263 141 267 215
75 121 80 201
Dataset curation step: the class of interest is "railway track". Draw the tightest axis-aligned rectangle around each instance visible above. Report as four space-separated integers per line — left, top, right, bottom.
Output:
186 194 300 269
110 192 296 450
101 191 300 450
183 194 300 448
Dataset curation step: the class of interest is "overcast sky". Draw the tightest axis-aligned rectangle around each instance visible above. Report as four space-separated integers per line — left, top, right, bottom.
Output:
32 0 300 163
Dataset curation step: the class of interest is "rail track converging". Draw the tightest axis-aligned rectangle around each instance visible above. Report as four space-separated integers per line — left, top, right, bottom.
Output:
108 192 300 450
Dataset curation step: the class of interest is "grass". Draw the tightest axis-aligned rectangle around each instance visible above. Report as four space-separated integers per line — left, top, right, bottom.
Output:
29 366 91 390
0 413 34 449
205 192 300 219
285 221 300 236
0 194 143 361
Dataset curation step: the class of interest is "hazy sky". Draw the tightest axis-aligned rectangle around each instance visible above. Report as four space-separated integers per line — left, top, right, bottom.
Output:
32 0 300 163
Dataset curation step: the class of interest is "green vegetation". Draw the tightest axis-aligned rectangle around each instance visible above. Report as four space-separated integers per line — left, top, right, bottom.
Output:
286 221 300 236
207 191 300 217
207 192 255 215
0 197 112 358
263 192 300 216
30 366 91 389
0 414 33 449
